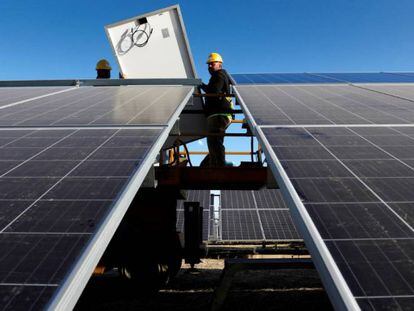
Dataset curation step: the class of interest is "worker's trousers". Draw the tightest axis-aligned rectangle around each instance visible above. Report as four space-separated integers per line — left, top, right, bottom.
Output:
200 115 231 167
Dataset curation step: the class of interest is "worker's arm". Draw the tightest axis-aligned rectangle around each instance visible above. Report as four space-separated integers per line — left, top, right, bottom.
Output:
207 72 226 94
202 71 226 94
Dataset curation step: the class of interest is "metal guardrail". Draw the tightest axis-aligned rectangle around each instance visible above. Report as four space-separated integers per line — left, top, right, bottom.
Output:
0 80 79 87
80 78 202 86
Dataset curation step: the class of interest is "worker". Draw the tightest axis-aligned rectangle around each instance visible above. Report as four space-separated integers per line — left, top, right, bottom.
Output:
96 59 112 79
200 52 234 167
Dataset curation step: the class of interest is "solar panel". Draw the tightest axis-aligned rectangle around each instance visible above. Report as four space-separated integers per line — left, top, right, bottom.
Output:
0 83 193 310
176 190 300 242
0 87 75 108
231 73 337 84
317 72 414 83
0 86 192 126
393 72 414 77
259 210 299 240
231 72 414 85
253 188 288 209
0 285 55 310
220 190 255 209
235 84 414 126
221 189 288 209
0 128 163 306
221 210 263 240
220 190 300 241
234 79 414 310
356 84 414 102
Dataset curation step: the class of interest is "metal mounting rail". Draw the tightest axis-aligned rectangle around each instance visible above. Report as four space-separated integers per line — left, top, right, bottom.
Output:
80 78 202 86
0 78 202 87
0 80 79 87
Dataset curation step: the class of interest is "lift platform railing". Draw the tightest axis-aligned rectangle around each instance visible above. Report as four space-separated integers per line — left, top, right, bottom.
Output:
179 151 253 156
166 134 263 166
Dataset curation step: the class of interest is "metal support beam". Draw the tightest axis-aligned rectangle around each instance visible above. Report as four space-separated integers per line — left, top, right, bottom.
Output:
0 78 202 88
80 78 202 86
192 93 236 98
168 132 253 137
180 109 243 114
155 166 272 190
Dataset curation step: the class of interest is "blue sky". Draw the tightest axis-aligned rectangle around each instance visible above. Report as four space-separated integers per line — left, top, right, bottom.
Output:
1 0 414 81
1 0 414 164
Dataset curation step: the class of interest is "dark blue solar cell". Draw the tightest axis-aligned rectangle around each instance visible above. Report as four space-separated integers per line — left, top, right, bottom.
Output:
229 74 252 84
260 73 290 83
244 73 271 83
269 73 334 83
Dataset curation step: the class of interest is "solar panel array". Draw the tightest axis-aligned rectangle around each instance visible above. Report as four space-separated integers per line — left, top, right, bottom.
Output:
231 72 414 84
220 189 299 241
356 84 414 102
235 84 414 126
176 190 300 242
0 85 193 310
0 86 191 126
233 73 414 310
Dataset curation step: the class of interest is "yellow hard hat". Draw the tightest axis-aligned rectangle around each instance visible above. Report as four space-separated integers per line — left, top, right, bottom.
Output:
206 52 223 64
96 59 112 70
